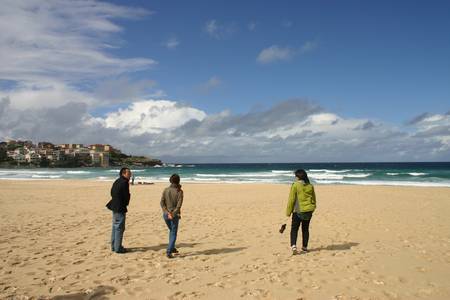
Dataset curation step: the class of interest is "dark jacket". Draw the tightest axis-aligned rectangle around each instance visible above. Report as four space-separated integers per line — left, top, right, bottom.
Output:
106 176 130 213
160 184 183 217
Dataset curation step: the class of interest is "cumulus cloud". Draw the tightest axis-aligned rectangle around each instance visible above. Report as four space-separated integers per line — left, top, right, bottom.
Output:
204 19 237 39
163 37 180 50
198 76 222 94
3 98 448 162
257 41 316 64
103 100 207 135
257 45 295 64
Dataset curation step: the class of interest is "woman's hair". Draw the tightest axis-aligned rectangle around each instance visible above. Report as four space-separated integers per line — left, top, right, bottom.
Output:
294 169 310 184
170 173 181 190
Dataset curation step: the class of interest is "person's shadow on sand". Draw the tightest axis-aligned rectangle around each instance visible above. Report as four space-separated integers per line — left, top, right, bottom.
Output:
308 242 359 252
127 242 199 253
182 247 247 257
52 285 115 300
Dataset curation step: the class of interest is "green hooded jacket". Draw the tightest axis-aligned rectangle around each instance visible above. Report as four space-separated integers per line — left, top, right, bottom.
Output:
286 180 316 216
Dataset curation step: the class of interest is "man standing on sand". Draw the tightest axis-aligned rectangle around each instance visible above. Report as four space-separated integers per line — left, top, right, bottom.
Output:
106 167 131 254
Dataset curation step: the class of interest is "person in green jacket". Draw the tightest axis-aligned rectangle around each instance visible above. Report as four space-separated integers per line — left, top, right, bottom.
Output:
286 169 316 254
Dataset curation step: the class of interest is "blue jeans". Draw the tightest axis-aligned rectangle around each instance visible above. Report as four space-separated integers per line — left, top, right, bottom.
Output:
163 213 179 255
111 212 126 252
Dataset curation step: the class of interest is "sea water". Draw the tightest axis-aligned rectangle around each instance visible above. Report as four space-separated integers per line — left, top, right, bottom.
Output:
1 162 450 187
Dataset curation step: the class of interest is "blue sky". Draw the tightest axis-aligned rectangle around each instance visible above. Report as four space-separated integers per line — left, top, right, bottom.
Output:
0 0 449 162
103 0 450 122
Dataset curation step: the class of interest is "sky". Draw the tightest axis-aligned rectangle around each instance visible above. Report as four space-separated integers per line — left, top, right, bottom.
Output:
0 0 449 162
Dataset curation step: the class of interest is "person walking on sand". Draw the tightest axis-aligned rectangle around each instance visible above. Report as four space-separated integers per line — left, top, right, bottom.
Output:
286 169 316 255
160 174 184 259
106 167 131 254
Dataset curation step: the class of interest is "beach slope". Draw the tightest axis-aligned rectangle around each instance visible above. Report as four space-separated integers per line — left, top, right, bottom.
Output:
0 181 449 299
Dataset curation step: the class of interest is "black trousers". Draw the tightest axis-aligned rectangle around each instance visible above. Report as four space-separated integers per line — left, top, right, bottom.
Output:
290 213 311 248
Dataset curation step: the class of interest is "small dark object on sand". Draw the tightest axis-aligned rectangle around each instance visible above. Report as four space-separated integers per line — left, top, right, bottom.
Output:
279 224 287 233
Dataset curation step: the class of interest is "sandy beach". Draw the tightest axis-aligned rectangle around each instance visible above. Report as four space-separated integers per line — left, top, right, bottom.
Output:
0 180 449 300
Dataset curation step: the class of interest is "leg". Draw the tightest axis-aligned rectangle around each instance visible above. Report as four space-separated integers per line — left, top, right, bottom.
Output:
301 219 311 249
167 216 179 255
112 212 126 252
111 213 115 251
290 213 301 247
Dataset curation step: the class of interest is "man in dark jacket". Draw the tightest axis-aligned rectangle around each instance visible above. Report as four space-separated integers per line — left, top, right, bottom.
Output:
106 167 131 254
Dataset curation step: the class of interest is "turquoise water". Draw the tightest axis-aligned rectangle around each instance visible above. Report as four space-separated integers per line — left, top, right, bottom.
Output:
1 162 450 187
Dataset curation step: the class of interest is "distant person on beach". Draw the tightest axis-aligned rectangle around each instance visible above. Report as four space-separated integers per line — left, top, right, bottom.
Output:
106 167 131 254
286 169 316 255
160 174 184 259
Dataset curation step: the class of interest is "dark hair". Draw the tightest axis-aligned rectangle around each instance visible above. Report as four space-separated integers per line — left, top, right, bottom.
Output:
170 174 181 190
120 167 130 177
294 169 310 184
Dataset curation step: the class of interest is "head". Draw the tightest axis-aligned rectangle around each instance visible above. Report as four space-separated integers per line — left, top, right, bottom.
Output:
169 173 180 186
294 169 310 184
120 167 131 180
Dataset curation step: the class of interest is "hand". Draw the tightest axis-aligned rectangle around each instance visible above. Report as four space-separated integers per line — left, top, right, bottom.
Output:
167 212 173 220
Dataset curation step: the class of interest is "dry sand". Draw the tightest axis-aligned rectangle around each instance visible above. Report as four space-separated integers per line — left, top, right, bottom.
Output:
0 180 449 300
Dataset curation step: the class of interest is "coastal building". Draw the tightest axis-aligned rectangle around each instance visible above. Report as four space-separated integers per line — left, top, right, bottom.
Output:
89 150 109 167
89 144 111 152
59 144 84 150
38 142 55 149
25 152 41 164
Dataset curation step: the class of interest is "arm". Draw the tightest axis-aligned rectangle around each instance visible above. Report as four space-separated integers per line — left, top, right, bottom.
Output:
173 189 184 216
160 189 169 213
286 183 297 217
312 185 316 205
124 181 130 206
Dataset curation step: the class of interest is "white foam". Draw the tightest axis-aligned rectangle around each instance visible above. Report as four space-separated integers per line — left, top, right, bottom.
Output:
309 174 345 180
271 170 292 174
308 169 351 173
31 175 62 179
66 170 91 174
344 173 372 178
314 179 450 187
408 172 427 176
387 173 399 176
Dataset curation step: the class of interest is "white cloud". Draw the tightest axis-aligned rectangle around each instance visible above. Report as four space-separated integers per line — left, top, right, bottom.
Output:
257 45 295 64
164 37 180 49
198 76 222 94
257 41 318 64
103 100 207 135
0 98 449 162
0 0 158 110
0 0 156 82
204 19 237 39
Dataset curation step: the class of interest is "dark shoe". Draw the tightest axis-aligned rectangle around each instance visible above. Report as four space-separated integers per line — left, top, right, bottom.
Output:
115 247 127 254
171 248 179 254
301 247 309 253
166 253 175 259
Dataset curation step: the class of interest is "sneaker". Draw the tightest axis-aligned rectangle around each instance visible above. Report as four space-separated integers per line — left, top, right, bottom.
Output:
166 253 175 259
291 245 298 255
301 247 309 253
171 248 179 254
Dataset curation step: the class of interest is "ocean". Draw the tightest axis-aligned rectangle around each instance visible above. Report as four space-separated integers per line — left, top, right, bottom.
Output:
1 162 449 187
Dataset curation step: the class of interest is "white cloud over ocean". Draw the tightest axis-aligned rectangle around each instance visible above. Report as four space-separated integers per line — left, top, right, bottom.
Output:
1 97 448 162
